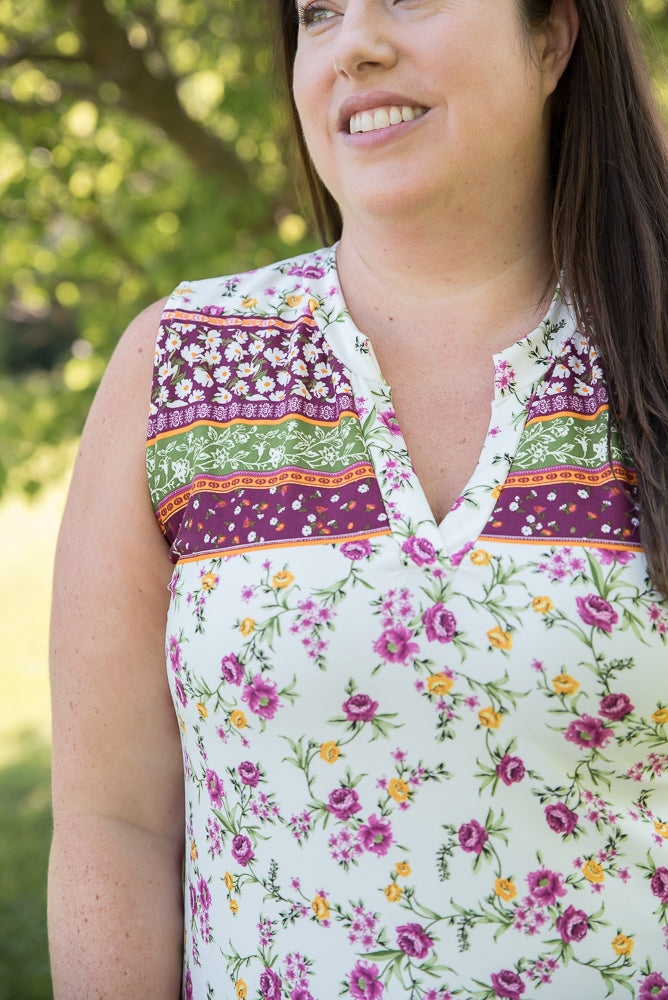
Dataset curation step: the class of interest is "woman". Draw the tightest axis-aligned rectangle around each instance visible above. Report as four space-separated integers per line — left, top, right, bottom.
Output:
48 1 668 998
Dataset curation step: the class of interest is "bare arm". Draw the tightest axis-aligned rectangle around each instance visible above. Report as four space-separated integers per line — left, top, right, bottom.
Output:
48 300 185 999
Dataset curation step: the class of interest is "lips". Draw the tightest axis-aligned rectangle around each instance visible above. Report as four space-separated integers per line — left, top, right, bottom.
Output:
337 90 430 134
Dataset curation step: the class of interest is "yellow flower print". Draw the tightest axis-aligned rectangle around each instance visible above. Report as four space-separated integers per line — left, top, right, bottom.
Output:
271 570 295 589
178 714 186 733
552 673 580 696
654 820 668 839
242 297 257 308
320 741 340 763
200 572 217 591
197 702 208 719
312 894 329 921
286 294 303 308
236 980 248 999
308 297 319 312
652 707 668 725
611 933 634 956
582 859 605 883
395 861 411 877
494 877 517 902
230 709 247 729
229 899 239 915
426 673 454 696
224 871 234 891
531 596 553 614
190 840 198 862
239 617 255 637
388 777 410 803
490 484 503 500
384 883 402 902
487 626 512 650
478 706 503 729
470 549 491 566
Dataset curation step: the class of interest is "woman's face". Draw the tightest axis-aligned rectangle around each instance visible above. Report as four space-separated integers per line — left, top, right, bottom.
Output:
292 0 557 230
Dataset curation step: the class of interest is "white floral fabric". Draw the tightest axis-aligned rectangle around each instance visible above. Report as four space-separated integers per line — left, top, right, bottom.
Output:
146 247 668 1000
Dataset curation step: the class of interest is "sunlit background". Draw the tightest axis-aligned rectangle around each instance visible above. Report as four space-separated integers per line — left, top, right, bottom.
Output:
0 0 667 996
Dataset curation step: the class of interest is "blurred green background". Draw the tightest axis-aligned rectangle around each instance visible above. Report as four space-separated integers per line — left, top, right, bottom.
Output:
1 0 667 997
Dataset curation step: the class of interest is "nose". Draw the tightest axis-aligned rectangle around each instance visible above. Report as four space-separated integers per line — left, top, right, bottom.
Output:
332 5 398 78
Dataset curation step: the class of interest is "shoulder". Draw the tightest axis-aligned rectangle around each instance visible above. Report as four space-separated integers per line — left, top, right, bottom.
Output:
161 246 337 320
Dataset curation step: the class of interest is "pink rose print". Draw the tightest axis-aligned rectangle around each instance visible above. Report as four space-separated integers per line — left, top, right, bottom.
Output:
598 692 634 720
401 535 437 566
238 761 260 787
526 868 567 906
242 674 280 719
458 819 488 855
260 968 283 999
422 604 457 643
221 653 244 685
555 904 589 943
496 754 525 786
231 833 255 867
290 991 314 1000
174 676 187 707
205 769 224 808
596 548 635 566
576 594 618 632
168 635 183 672
564 714 613 750
544 802 579 836
379 409 403 436
198 875 211 911
373 624 420 664
287 263 325 278
349 960 384 999
184 968 193 1000
358 814 393 856
651 867 668 902
340 540 372 560
638 972 668 1000
327 787 362 820
396 923 434 960
343 693 378 722
490 969 526 998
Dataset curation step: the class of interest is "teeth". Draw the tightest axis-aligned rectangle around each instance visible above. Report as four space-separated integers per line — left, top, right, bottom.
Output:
349 105 426 135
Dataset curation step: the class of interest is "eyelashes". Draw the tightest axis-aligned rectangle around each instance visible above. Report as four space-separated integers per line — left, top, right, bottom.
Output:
296 2 337 28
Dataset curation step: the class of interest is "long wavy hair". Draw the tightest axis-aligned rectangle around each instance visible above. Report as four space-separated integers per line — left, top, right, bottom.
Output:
272 0 668 596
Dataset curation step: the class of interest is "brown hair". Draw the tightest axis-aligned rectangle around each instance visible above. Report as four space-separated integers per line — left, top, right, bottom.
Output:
272 0 668 595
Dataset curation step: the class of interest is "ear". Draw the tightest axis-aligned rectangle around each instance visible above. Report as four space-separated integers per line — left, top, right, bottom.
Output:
537 0 580 96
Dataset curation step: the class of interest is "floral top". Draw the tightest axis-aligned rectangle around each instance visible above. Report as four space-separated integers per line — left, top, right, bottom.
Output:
146 246 668 1000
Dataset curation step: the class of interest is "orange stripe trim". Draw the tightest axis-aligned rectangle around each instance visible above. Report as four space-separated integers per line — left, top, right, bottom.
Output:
478 535 643 552
503 464 637 488
526 403 609 425
174 528 393 564
163 310 318 332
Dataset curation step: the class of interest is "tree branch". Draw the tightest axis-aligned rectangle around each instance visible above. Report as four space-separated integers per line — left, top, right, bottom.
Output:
73 0 251 186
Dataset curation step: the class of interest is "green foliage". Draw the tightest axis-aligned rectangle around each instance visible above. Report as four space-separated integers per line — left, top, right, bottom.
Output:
0 0 667 494
0 733 52 1000
0 0 314 493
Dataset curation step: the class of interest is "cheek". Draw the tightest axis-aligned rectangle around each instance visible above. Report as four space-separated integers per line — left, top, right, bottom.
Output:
292 52 319 141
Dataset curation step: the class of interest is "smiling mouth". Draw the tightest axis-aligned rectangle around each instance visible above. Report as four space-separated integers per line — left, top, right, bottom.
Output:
349 105 428 135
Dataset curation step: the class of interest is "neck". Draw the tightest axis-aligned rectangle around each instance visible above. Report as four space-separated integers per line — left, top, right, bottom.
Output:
336 186 556 355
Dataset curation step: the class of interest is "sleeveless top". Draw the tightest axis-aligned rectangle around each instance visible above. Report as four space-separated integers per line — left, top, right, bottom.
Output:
146 246 668 1000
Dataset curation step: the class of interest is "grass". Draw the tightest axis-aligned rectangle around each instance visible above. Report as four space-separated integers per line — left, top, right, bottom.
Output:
0 467 71 1000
